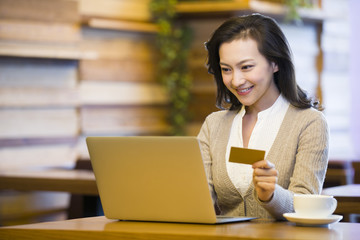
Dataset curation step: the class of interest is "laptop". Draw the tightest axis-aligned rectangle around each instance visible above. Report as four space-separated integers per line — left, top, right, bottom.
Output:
86 136 256 224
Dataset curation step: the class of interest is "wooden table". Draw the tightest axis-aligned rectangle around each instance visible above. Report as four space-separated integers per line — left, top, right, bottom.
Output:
0 216 359 240
0 168 99 221
322 184 360 222
0 168 98 195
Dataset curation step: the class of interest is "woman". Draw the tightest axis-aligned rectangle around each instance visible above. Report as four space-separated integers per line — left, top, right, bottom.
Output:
197 14 329 220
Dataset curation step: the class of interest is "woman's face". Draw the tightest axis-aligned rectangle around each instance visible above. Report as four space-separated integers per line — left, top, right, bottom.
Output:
219 38 279 112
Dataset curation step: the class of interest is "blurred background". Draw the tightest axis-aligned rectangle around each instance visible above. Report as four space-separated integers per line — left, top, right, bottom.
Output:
0 0 359 225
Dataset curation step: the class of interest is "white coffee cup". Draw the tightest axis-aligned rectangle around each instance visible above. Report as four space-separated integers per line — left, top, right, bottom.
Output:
293 194 337 218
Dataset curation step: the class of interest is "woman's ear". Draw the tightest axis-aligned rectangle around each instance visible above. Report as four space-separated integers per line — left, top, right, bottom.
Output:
272 62 279 73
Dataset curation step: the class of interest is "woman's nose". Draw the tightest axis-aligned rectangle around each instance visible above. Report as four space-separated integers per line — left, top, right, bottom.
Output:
231 71 246 88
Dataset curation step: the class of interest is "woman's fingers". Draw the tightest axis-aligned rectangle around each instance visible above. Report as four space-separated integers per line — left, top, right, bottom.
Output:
253 175 278 183
252 160 278 202
255 182 276 192
252 159 274 169
253 167 278 177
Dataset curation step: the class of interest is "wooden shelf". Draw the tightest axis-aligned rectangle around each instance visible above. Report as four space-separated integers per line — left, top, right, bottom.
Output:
83 1 250 32
175 1 250 13
249 0 325 22
0 42 97 60
174 0 325 22
0 168 97 195
86 18 159 33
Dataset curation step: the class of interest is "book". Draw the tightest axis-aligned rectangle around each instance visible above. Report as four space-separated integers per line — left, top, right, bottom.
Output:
0 20 81 43
0 108 79 138
79 81 168 105
78 0 152 22
81 27 157 60
0 0 80 23
79 59 156 82
0 57 77 87
80 105 170 135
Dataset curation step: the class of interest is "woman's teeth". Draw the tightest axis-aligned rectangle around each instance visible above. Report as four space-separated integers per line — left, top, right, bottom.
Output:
239 86 252 93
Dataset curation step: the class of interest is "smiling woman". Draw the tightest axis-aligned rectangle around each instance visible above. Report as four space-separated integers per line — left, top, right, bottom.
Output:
219 38 280 148
206 14 320 112
197 13 329 220
219 38 279 116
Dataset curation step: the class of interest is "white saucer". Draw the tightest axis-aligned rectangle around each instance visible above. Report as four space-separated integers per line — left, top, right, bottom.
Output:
283 213 343 227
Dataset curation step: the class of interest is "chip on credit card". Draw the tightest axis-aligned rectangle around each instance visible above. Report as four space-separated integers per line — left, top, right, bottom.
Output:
229 147 265 165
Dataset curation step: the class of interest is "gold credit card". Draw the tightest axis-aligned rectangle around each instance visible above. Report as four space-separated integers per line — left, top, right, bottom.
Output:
229 147 265 165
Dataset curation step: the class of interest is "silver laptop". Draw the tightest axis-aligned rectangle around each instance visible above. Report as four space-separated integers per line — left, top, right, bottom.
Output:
86 136 256 224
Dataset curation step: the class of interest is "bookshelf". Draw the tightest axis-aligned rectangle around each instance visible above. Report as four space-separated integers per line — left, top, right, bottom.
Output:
0 0 326 159
0 0 325 225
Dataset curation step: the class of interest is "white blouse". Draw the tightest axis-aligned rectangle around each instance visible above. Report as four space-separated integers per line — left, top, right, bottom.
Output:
225 94 290 196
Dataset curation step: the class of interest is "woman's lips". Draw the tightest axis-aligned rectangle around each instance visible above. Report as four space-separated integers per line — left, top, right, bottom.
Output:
236 86 254 96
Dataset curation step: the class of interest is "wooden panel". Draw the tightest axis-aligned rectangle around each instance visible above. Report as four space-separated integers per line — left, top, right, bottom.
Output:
0 169 97 195
78 0 152 22
187 17 228 53
0 191 69 227
0 0 79 23
0 20 81 43
0 57 78 107
185 122 203 137
79 81 168 105
0 108 79 138
79 59 156 82
87 18 159 33
176 0 249 13
0 57 77 87
0 41 95 59
352 161 360 184
0 145 78 170
0 137 78 148
186 16 225 123
324 160 354 188
80 105 170 135
189 89 218 123
189 60 214 84
0 88 78 107
81 27 157 60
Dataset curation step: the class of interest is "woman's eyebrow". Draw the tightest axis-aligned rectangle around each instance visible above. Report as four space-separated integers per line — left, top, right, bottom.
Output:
219 62 231 66
220 59 254 66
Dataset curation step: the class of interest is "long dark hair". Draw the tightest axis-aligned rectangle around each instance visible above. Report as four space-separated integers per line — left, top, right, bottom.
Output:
205 13 320 110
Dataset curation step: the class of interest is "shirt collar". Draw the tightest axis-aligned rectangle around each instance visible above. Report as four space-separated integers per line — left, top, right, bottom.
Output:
239 94 289 119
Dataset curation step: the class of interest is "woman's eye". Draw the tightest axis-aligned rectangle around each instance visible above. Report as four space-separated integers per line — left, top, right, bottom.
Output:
221 68 231 73
242 65 253 70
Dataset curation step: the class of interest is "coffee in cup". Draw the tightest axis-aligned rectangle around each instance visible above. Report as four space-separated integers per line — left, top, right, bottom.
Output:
293 194 337 218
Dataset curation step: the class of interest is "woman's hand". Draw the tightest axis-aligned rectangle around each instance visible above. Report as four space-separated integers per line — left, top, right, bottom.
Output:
252 160 278 202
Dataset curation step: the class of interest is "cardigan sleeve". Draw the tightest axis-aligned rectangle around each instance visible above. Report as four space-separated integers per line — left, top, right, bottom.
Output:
197 114 217 205
255 109 329 220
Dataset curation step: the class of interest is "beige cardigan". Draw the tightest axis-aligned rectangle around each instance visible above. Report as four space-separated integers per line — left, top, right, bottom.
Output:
197 105 329 220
